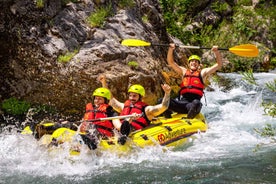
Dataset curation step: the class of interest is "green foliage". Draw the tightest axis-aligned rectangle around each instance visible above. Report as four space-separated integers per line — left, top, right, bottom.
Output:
57 49 78 63
254 124 276 137
160 0 196 43
255 2 276 48
211 2 229 14
236 0 252 6
240 69 257 85
232 7 259 40
86 5 112 28
265 79 276 92
118 0 135 9
127 61 139 69
262 102 276 117
271 57 276 66
159 0 276 72
36 0 44 8
1 97 31 115
192 25 213 45
142 15 149 23
231 58 254 72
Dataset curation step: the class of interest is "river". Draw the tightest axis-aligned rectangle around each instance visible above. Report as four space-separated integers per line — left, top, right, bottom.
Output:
0 73 275 184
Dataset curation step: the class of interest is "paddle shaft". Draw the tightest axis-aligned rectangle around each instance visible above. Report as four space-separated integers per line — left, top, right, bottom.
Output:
121 39 259 57
150 43 229 50
88 114 140 122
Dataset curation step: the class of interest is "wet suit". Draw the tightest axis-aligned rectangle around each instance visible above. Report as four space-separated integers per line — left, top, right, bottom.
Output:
165 93 202 119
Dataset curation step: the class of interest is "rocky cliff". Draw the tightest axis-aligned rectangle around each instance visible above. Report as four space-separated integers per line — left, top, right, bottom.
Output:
0 0 273 118
0 0 174 116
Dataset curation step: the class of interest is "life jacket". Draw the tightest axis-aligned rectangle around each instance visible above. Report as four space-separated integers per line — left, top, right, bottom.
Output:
81 103 114 137
120 100 150 130
179 70 204 97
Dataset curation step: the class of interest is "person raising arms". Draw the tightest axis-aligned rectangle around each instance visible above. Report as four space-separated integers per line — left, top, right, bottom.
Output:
166 43 223 119
98 75 171 143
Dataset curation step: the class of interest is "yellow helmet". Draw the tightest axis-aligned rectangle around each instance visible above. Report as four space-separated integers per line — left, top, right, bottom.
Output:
188 55 201 63
92 87 111 100
128 84 145 97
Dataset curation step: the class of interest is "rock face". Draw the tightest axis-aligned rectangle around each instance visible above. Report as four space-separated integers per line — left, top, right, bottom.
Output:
0 0 274 117
0 0 171 115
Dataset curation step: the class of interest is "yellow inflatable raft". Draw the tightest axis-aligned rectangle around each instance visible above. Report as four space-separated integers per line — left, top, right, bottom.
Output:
100 113 207 149
22 113 207 155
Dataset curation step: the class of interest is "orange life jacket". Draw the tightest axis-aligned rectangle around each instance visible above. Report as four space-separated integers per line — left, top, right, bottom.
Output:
120 100 150 130
81 103 114 137
179 70 204 97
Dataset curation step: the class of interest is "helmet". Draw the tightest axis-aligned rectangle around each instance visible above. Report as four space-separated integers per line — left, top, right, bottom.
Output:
92 87 111 100
188 55 201 63
128 84 145 97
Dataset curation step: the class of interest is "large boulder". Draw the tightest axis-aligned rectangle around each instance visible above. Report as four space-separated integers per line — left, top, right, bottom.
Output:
0 0 171 116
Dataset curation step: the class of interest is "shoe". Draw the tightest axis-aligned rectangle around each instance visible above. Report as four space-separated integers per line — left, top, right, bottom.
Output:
118 135 127 145
187 109 197 119
187 100 202 119
120 120 131 136
163 110 173 118
81 134 98 150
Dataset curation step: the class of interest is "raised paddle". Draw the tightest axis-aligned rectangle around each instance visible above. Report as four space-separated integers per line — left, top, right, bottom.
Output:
121 39 259 57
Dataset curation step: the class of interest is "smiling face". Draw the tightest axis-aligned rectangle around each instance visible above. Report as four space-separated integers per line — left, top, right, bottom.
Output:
128 92 140 104
93 96 105 107
189 59 200 71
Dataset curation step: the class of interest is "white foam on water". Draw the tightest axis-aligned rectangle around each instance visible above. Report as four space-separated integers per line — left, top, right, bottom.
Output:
0 73 275 179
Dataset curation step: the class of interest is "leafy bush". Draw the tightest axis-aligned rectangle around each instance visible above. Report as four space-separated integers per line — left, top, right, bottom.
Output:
86 5 112 28
254 124 276 137
262 102 276 117
271 57 276 66
57 49 78 63
265 79 276 92
1 97 31 115
127 61 139 69
240 69 257 85
160 0 196 43
211 2 229 14
35 0 44 8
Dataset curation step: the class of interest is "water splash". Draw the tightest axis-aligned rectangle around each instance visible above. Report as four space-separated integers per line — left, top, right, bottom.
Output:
0 73 275 182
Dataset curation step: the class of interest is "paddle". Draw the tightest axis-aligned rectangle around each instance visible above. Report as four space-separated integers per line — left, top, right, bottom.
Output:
121 39 259 57
87 114 141 122
49 114 141 144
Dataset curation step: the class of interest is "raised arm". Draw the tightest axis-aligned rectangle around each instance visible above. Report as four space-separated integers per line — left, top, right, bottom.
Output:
145 84 171 121
109 98 124 113
98 74 108 89
201 46 223 80
167 44 185 76
98 74 124 112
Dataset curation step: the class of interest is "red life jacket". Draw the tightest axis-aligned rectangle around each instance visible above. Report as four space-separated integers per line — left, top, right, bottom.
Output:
120 100 150 130
179 70 204 97
81 103 114 137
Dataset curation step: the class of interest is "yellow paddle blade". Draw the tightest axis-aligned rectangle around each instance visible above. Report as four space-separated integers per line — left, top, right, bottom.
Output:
121 39 151 46
51 127 76 142
229 44 259 57
21 126 33 135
